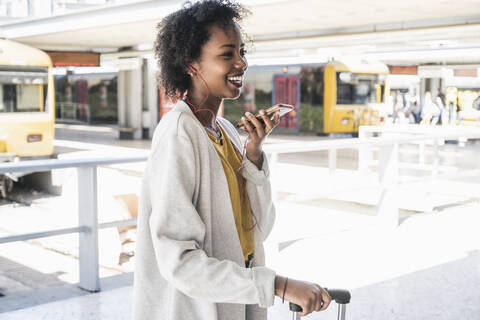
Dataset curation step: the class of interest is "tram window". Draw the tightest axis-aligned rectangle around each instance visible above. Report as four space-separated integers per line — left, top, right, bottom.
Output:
17 85 43 111
0 84 44 113
0 67 48 113
337 80 353 105
336 73 379 105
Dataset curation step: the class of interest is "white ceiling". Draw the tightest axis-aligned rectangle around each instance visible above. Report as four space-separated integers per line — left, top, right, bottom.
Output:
243 0 480 35
1 0 480 64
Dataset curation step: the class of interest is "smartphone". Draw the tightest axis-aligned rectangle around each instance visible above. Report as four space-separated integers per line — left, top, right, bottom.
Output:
236 103 294 129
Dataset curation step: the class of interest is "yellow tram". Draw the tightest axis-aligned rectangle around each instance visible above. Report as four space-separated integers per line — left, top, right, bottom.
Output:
323 59 389 133
0 39 55 197
223 58 389 134
0 39 55 159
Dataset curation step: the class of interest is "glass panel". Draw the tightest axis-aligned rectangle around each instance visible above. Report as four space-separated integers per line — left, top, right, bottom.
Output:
54 73 118 124
299 66 324 133
300 66 323 107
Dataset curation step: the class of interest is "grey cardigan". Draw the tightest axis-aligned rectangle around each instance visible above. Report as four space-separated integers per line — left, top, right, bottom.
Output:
133 101 277 320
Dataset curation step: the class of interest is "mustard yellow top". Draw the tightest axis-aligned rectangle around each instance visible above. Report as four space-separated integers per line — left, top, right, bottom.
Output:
207 125 254 262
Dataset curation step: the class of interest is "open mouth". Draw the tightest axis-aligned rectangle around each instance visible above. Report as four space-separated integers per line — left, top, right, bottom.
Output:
227 75 243 88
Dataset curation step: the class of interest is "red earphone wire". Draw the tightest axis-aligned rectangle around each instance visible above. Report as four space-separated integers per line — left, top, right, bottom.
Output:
185 65 217 126
186 65 257 232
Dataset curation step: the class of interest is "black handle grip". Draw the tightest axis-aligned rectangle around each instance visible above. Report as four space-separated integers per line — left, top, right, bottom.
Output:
289 288 351 313
327 288 351 304
289 303 303 312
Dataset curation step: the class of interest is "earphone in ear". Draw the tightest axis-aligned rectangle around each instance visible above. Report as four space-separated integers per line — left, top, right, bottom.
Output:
187 64 198 74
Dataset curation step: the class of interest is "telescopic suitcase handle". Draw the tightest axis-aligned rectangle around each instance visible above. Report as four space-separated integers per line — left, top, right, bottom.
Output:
289 288 351 320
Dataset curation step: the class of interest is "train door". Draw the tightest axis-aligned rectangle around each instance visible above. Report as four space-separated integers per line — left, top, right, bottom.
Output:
273 74 300 130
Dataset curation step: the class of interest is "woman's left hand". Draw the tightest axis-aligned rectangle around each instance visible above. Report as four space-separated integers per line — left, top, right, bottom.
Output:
241 109 280 169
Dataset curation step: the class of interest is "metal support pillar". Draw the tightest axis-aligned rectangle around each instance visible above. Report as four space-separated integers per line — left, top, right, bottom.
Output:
432 139 439 177
337 304 347 320
358 127 372 172
329 149 337 174
377 143 399 227
77 166 100 292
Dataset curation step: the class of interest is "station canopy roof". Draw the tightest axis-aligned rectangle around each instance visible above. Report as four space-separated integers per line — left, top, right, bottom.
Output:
0 0 479 65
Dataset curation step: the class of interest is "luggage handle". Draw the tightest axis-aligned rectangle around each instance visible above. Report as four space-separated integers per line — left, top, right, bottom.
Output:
289 288 351 320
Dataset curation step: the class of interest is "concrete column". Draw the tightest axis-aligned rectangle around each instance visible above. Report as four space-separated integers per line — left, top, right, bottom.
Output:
144 56 159 139
116 59 143 139
117 70 127 127
127 67 143 140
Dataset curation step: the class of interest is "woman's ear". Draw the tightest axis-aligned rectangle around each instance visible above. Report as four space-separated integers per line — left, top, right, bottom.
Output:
186 63 198 77
189 64 198 74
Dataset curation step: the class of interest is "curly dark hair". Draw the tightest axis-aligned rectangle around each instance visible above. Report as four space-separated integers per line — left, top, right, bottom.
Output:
154 0 249 100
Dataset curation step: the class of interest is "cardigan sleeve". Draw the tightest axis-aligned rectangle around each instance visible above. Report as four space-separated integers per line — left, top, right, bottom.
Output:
147 132 276 308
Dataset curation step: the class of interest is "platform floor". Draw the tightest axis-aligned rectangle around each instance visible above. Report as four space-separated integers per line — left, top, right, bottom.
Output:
1 200 479 320
1 124 479 319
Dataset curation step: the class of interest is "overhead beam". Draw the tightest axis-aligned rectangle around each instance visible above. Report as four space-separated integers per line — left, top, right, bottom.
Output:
251 23 480 52
253 15 480 42
0 0 181 39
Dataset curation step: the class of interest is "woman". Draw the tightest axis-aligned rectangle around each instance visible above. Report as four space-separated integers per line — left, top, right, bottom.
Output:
133 1 331 319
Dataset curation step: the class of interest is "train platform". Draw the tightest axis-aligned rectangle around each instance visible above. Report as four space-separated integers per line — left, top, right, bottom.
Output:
1 124 479 319
1 200 478 320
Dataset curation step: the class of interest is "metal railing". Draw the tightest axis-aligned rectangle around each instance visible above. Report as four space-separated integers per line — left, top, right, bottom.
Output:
0 155 147 292
264 124 480 227
1 124 480 293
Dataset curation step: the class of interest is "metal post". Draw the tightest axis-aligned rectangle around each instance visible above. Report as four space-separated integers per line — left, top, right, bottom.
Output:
432 139 439 177
77 166 100 292
337 304 347 320
358 126 372 172
328 149 337 174
377 143 399 227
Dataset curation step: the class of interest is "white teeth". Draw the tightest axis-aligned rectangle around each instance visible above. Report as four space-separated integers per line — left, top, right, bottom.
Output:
228 75 242 82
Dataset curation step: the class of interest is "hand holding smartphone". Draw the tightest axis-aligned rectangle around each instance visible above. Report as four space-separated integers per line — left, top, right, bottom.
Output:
237 103 294 129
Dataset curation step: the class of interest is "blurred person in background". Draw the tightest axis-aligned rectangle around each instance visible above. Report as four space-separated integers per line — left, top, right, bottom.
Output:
421 91 441 125
446 87 458 124
435 88 447 125
385 90 394 122
410 96 422 123
132 1 331 320
391 90 402 123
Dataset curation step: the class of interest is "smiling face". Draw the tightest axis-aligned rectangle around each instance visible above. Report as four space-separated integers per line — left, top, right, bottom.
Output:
189 22 248 107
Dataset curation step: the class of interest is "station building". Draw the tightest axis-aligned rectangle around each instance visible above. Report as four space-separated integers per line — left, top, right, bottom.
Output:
1 0 480 139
